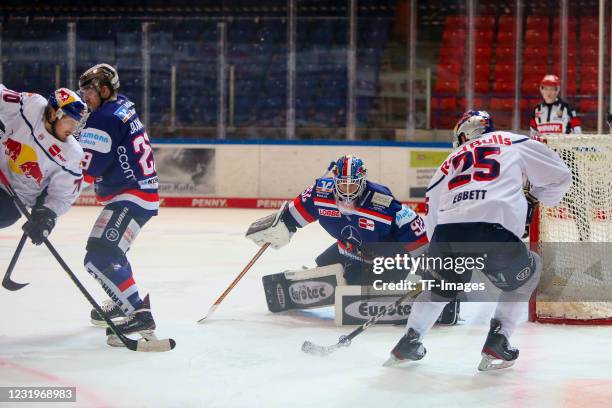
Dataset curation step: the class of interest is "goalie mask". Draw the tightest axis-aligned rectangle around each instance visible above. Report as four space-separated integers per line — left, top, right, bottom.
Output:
332 155 367 212
452 110 494 148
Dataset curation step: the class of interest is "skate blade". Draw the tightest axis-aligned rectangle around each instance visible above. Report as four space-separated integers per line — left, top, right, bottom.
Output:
478 354 516 371
107 330 158 347
382 354 405 367
91 316 128 328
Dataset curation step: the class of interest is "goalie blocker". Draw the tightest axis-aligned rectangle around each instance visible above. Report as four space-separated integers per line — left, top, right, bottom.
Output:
262 264 459 326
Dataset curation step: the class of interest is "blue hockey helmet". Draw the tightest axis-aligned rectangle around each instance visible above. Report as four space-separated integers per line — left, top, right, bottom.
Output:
452 110 494 148
332 155 367 202
47 88 87 122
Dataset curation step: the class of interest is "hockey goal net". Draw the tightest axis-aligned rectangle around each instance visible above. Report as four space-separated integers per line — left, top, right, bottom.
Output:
529 134 612 324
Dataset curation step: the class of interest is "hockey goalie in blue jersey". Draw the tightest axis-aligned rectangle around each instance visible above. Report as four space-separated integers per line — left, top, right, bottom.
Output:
77 64 161 347
246 155 458 322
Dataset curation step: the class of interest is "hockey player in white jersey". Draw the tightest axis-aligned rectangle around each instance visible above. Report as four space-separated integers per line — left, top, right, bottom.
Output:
385 111 571 371
0 85 87 244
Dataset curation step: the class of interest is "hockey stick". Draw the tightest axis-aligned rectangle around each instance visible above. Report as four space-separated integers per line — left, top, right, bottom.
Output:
302 286 422 357
197 242 271 323
2 232 29 291
0 170 175 352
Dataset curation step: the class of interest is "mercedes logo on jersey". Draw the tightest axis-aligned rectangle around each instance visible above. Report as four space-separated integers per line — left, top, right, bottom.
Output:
341 225 362 246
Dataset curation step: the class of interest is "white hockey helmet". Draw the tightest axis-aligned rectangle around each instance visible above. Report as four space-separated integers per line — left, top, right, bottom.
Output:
452 110 494 148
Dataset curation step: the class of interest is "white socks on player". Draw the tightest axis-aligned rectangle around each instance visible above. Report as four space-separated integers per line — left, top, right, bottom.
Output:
405 290 450 340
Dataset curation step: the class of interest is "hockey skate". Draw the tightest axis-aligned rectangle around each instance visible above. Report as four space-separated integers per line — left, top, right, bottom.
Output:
90 299 127 327
383 328 426 367
105 294 157 347
478 318 519 371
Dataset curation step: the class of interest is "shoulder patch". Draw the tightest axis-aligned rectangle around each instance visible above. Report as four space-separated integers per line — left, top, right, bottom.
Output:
113 105 135 123
79 127 112 153
371 192 393 207
395 204 417 228
316 179 334 194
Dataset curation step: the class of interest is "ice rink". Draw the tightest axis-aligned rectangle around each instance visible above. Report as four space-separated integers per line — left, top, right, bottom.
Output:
1 207 612 408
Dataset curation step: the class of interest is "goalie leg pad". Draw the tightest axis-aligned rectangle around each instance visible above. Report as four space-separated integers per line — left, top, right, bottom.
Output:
262 264 346 312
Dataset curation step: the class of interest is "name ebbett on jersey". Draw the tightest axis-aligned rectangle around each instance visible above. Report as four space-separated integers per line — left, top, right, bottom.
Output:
371 253 487 292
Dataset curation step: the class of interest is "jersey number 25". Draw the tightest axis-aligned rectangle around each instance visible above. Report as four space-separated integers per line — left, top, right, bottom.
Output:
448 146 500 190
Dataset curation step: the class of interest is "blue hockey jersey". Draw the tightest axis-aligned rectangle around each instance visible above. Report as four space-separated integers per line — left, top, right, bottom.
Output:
285 178 428 262
79 95 159 216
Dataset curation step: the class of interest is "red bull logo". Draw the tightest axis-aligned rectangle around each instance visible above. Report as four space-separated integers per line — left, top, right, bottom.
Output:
3 138 44 186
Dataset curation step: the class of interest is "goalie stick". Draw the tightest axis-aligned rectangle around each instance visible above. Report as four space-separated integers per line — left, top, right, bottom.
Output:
2 232 29 291
302 286 422 357
0 169 175 352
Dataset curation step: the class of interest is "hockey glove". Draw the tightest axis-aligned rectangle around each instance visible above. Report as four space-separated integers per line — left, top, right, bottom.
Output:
22 206 57 245
246 201 295 249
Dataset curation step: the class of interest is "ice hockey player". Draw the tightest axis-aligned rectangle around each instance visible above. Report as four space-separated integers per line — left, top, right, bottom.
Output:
77 64 161 346
530 74 581 138
385 111 571 371
246 155 459 323
0 85 86 244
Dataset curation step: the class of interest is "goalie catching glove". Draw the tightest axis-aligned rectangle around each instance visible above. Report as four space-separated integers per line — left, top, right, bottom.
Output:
246 201 296 249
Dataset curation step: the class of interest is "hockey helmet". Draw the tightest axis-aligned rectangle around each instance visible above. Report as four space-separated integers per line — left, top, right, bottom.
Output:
452 110 494 148
79 63 120 93
332 155 367 202
47 88 87 122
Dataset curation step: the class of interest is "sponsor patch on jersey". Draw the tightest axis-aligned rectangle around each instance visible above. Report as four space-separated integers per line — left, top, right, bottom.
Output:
79 128 112 153
138 176 159 190
371 192 393 207
113 105 135 123
316 179 334 194
319 208 341 217
537 123 563 133
358 217 375 231
395 204 417 228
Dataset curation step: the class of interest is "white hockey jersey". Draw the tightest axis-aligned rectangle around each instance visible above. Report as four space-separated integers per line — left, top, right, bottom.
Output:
425 131 571 239
0 85 84 216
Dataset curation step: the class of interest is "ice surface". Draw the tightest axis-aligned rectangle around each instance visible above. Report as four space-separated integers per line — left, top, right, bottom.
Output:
1 207 612 408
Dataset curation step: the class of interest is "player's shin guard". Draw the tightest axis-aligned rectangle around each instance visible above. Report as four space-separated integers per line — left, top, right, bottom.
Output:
84 251 143 315
493 252 542 339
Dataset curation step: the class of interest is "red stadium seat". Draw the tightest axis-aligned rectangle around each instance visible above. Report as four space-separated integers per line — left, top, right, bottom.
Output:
494 63 514 76
579 48 599 64
580 80 598 94
475 30 494 44
491 97 513 111
497 30 515 46
475 62 491 76
578 99 598 112
475 16 495 30
495 46 516 62
431 97 458 110
551 47 577 61
434 79 461 93
581 64 599 78
525 29 547 43
498 15 514 30
492 112 513 128
475 80 490 93
442 29 467 44
522 77 541 95
446 15 467 28
493 80 515 94
523 64 548 76
551 63 577 77
524 46 548 59
526 15 548 29
475 46 493 59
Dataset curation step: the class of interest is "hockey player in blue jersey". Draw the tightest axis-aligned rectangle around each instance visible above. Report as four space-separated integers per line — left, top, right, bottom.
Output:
77 64 160 346
246 155 465 321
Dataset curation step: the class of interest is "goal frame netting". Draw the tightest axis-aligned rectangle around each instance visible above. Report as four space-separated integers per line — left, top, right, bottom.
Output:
528 134 612 325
